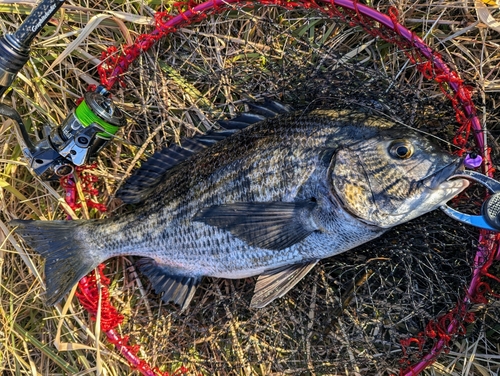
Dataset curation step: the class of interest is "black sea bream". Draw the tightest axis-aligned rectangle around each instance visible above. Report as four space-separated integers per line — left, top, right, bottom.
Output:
12 102 469 309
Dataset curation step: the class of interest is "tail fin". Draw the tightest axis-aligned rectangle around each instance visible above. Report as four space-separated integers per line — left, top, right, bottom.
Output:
10 219 101 305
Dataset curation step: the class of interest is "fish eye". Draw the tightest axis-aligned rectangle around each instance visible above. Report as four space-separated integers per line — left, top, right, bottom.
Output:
389 140 413 159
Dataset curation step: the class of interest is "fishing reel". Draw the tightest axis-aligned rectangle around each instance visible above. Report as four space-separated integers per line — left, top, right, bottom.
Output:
1 89 126 180
0 0 128 179
0 0 126 180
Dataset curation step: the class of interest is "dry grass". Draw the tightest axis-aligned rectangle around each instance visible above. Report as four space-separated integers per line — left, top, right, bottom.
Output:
0 0 499 375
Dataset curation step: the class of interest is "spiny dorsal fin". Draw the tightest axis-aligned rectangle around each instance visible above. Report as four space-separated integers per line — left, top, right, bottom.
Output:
117 100 292 205
246 101 292 117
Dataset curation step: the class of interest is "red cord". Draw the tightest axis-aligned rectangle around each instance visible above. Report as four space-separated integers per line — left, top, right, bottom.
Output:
60 164 107 214
76 267 197 376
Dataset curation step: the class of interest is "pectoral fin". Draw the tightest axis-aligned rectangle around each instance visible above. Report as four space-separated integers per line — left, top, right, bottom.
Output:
251 261 319 308
137 258 201 311
194 201 318 250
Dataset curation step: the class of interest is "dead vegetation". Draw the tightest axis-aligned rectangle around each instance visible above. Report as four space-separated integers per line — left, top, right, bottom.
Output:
0 0 499 375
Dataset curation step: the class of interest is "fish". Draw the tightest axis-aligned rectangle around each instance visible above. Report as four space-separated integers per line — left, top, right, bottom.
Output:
11 101 469 310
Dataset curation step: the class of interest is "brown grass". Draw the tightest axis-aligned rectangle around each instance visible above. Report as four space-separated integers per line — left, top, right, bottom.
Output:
0 0 499 375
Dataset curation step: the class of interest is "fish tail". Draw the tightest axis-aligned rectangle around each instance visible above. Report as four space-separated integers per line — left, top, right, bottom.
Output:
11 219 102 305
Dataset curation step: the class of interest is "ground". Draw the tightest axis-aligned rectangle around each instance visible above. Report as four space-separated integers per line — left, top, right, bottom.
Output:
0 0 499 375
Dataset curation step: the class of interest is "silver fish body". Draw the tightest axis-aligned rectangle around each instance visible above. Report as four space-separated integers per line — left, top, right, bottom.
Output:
12 105 469 309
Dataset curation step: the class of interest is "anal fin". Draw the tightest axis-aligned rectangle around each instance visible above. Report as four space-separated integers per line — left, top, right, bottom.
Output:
137 258 201 311
251 261 318 308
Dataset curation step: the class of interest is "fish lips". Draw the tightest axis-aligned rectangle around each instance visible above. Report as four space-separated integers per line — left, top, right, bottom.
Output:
419 157 467 190
379 157 470 228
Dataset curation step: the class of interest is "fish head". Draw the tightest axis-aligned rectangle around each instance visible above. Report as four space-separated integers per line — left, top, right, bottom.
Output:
330 128 470 228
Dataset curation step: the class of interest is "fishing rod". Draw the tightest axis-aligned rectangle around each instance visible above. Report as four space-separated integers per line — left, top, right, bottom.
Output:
0 0 125 180
0 0 64 98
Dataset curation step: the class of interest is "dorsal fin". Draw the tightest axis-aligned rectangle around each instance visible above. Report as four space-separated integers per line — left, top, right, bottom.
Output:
247 101 292 117
116 100 292 205
217 100 292 128
116 130 237 204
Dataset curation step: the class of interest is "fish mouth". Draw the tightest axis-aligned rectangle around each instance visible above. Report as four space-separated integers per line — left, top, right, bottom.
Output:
432 177 470 199
419 156 470 210
420 157 466 190
380 157 469 227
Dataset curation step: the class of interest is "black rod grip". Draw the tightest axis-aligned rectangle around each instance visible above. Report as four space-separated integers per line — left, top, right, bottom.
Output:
0 35 30 96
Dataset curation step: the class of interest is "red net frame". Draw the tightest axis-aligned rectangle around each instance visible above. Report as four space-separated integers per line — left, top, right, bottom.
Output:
64 0 499 375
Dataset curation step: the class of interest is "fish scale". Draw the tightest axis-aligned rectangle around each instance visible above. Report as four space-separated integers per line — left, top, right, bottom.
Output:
11 105 469 309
